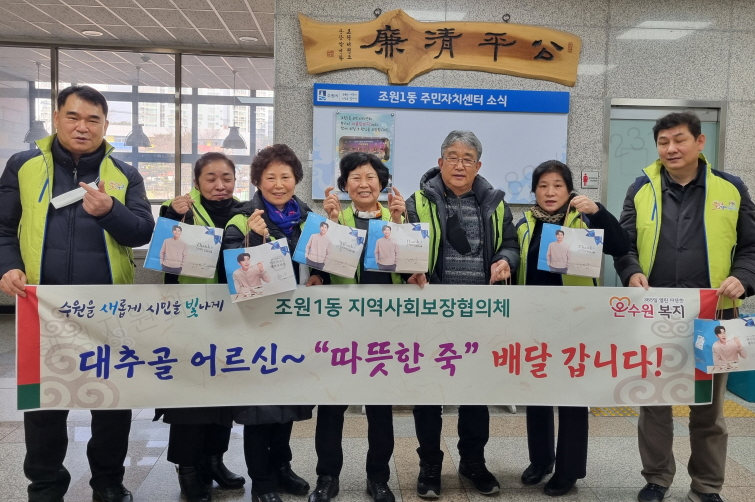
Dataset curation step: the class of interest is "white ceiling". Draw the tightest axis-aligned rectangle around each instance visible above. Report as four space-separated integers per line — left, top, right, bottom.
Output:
0 0 275 89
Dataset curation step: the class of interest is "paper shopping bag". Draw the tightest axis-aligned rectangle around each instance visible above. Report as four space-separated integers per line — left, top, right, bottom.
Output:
537 222 604 278
694 317 755 374
363 220 430 274
292 213 365 279
223 238 297 303
144 216 223 279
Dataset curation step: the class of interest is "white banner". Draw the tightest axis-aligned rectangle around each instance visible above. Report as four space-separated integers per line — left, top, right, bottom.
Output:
16 284 717 410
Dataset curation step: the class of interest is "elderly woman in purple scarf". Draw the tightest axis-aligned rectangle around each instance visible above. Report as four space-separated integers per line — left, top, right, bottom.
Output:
222 144 325 502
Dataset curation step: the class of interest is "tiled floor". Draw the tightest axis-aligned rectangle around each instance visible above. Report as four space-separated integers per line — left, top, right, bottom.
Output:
2 313 755 502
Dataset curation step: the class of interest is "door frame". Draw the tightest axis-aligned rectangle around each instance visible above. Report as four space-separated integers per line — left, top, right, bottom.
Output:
599 98 727 286
601 98 728 207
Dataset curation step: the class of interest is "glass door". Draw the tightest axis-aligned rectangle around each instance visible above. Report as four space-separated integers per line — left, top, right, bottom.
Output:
602 101 725 287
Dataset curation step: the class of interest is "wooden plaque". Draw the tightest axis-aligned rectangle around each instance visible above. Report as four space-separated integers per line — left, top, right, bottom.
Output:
299 9 581 86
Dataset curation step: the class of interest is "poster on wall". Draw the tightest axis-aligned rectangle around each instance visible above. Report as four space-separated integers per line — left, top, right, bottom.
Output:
335 111 395 192
312 84 569 204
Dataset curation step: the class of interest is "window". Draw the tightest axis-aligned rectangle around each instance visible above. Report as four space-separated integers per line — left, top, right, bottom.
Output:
0 46 274 203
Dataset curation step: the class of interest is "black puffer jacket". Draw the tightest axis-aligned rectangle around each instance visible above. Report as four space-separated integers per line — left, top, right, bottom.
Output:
222 189 315 425
0 138 153 284
405 167 520 284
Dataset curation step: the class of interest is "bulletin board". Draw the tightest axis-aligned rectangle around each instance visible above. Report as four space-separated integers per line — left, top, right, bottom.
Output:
312 83 569 204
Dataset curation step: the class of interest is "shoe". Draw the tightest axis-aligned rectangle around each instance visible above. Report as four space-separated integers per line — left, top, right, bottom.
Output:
366 479 395 502
638 483 668 502
202 455 245 489
253 492 283 502
308 475 339 502
92 484 133 502
177 466 211 502
521 462 555 485
458 459 500 495
688 489 724 502
277 462 310 495
416 460 442 498
543 474 576 496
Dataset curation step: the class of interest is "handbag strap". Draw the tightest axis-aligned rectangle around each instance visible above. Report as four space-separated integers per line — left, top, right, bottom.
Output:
178 195 196 224
715 295 739 320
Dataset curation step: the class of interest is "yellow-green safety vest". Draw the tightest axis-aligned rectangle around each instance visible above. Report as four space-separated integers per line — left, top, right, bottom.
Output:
633 154 741 308
18 135 134 285
412 190 505 275
516 209 596 287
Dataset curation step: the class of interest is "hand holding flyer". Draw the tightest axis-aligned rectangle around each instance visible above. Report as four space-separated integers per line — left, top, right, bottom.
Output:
223 238 297 303
537 222 604 278
145 217 223 279
293 213 365 278
364 220 430 274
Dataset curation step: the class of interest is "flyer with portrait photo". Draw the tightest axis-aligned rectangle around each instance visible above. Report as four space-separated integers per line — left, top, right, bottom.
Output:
694 318 755 374
537 222 603 278
222 239 297 303
292 213 365 279
144 216 223 279
363 220 430 274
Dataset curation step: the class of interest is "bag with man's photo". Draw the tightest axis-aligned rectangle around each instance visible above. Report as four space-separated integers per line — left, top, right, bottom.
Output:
223 237 297 303
536 222 604 278
292 212 365 279
144 216 223 279
363 220 430 274
694 317 755 374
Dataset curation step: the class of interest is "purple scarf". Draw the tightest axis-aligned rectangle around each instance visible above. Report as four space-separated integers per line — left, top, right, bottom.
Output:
262 197 301 238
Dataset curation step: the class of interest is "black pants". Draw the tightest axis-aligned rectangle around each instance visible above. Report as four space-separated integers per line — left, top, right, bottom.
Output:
526 406 589 479
167 423 232 466
24 409 131 501
412 405 489 464
243 422 294 494
315 405 394 482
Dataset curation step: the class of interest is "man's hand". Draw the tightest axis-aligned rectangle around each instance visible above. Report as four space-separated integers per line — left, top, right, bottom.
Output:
718 276 745 301
306 275 323 287
0 269 27 298
170 193 195 215
323 187 341 222
80 181 114 217
408 273 428 289
256 262 265 271
629 273 649 289
247 209 268 238
489 260 511 284
388 187 406 224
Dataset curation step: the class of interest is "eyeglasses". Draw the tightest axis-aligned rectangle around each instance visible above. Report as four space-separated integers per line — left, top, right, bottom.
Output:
443 157 477 168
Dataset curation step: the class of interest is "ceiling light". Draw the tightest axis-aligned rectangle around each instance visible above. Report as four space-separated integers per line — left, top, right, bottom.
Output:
82 30 103 37
25 62 49 144
25 121 49 144
637 21 711 29
125 66 152 149
238 36 258 42
222 126 247 149
125 124 152 148
223 70 248 150
617 21 712 40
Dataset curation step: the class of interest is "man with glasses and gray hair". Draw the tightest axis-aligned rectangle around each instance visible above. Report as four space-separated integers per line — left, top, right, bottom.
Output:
405 130 519 498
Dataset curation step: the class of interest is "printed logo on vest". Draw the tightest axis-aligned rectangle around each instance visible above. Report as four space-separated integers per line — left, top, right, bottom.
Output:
712 201 737 211
108 181 125 191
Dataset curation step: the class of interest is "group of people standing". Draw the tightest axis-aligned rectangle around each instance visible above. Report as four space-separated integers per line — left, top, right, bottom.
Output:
0 85 753 502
